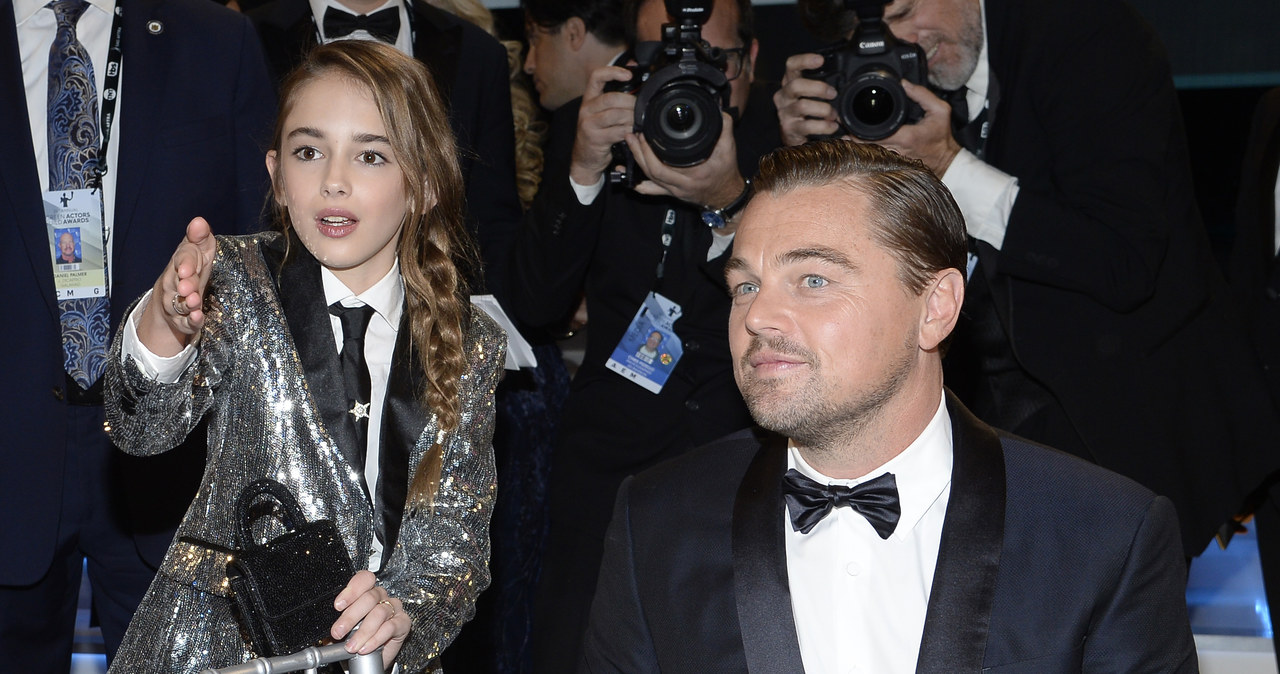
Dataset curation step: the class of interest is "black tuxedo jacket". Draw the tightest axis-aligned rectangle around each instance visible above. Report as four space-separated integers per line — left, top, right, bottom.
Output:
582 394 1198 673
953 0 1280 554
0 0 276 583
1230 88 1280 397
250 0 523 300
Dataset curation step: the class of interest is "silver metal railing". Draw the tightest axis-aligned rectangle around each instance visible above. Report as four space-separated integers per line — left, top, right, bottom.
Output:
199 643 384 674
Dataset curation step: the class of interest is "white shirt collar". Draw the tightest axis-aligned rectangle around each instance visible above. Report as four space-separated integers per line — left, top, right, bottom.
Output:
15 0 114 26
320 261 405 330
787 392 953 538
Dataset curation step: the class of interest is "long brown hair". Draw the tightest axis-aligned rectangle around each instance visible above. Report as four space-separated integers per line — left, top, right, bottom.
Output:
268 41 477 501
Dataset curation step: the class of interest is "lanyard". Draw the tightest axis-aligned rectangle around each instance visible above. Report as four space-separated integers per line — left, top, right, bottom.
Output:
654 208 676 291
88 3 123 189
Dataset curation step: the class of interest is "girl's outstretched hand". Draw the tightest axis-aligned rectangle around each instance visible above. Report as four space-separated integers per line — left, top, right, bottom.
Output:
137 217 217 357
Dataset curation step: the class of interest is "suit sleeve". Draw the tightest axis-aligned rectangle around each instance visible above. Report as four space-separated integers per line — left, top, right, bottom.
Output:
579 476 663 674
1080 495 1197 673
378 316 504 669
459 34 524 306
228 14 277 234
993 2 1185 312
508 102 609 332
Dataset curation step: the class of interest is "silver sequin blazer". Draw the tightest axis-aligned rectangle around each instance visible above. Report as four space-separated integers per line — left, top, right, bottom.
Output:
104 233 505 674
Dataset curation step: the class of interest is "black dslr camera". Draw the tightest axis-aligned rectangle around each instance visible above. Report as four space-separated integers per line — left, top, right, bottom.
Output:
606 0 731 186
802 0 928 141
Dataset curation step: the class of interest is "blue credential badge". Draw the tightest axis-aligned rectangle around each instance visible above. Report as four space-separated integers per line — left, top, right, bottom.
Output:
606 292 683 394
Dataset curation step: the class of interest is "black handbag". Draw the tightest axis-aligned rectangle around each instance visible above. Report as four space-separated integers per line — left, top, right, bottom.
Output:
226 478 356 657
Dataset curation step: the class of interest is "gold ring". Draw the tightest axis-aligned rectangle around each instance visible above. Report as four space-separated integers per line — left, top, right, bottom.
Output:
378 599 396 619
171 292 191 316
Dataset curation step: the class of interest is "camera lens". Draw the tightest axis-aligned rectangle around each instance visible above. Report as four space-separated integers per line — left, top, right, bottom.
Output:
661 100 702 139
640 80 722 167
837 68 909 141
851 86 895 126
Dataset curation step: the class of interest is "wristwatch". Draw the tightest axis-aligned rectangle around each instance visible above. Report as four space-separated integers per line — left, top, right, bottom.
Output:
700 178 753 229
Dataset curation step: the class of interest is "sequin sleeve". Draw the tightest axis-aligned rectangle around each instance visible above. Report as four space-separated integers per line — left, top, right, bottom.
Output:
104 237 236 456
378 310 505 671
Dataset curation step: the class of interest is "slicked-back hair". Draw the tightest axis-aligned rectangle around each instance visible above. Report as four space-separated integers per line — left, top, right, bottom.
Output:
523 0 628 46
754 140 968 295
269 41 477 506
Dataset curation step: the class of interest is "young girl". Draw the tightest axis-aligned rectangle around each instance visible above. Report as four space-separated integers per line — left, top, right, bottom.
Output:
104 41 504 674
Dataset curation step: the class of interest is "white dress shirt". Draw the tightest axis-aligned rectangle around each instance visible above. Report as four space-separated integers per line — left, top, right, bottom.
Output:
786 394 953 674
122 262 405 570
16 0 123 278
309 0 412 57
939 0 1019 252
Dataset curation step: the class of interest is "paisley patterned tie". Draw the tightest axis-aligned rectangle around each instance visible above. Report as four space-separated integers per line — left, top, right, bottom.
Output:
48 0 110 390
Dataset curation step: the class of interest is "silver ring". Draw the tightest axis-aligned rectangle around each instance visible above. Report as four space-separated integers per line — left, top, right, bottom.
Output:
378 599 397 619
171 292 191 316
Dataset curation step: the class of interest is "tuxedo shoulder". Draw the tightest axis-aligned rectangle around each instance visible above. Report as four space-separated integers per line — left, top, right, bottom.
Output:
998 433 1168 528
413 0 504 52
247 0 308 29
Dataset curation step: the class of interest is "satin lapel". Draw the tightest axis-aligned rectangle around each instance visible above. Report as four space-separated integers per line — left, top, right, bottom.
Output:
410 1 460 107
0 5 59 320
915 391 1006 673
376 312 426 564
732 432 805 673
1260 106 1280 248
261 236 367 487
112 0 169 247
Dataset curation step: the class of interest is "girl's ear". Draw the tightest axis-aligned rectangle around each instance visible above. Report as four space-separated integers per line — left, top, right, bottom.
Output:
265 150 284 205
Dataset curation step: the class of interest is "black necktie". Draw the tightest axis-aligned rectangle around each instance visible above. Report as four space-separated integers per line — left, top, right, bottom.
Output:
782 468 901 539
330 303 376 465
941 87 988 159
322 5 400 43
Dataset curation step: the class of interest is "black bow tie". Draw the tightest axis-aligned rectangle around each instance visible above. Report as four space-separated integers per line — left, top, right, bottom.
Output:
323 6 400 43
782 469 901 539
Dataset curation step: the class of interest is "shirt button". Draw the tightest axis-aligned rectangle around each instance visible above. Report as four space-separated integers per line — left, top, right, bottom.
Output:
52 386 64 402
684 340 701 352
685 399 701 412
846 561 860 576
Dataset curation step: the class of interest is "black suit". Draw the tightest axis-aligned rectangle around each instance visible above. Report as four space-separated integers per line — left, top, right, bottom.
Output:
0 0 276 668
513 85 780 671
947 0 1280 556
583 393 1198 673
250 0 523 300
1228 86 1280 669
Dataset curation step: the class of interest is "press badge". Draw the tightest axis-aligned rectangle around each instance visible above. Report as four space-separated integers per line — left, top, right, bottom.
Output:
606 292 684 394
44 189 107 300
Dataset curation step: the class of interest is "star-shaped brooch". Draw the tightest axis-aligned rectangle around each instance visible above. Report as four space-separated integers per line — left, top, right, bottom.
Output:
349 400 371 422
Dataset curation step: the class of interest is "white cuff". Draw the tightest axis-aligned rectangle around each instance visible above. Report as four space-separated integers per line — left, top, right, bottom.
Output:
708 230 734 261
941 149 1019 251
120 289 199 384
570 174 606 206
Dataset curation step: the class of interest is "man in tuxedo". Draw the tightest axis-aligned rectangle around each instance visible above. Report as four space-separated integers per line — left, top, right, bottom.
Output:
582 140 1197 673
0 0 275 669
522 0 627 113
774 0 1280 559
1229 86 1280 669
251 0 523 300
512 0 779 667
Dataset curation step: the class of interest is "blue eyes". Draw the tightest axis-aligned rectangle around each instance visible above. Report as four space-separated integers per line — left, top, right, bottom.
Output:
732 282 759 296
803 276 828 288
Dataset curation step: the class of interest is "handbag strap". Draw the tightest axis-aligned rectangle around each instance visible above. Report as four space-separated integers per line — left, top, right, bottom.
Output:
235 478 309 548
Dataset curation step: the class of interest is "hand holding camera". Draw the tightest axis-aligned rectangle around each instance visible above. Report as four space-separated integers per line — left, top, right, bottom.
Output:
568 65 640 188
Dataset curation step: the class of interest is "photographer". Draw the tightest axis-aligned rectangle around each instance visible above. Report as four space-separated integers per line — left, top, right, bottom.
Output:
776 0 1280 561
508 0 779 668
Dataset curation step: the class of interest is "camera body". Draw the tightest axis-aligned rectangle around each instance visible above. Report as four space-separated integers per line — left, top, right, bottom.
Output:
605 0 731 186
802 0 928 141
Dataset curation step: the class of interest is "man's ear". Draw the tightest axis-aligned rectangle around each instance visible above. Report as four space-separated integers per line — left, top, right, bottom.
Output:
919 268 964 351
745 38 760 85
565 16 587 50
